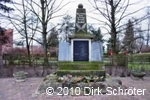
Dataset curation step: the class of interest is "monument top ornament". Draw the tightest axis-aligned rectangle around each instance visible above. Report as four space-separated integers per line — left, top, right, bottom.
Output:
78 4 83 8
75 4 87 34
69 4 94 39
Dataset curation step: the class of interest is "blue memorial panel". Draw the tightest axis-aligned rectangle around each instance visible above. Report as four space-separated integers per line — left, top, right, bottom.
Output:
91 42 103 61
58 42 71 61
73 41 89 61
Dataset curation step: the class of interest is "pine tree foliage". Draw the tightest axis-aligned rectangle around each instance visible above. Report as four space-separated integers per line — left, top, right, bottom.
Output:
123 20 135 52
0 0 14 12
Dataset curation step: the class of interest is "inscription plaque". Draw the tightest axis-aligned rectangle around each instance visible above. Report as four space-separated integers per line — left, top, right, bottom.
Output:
73 41 89 61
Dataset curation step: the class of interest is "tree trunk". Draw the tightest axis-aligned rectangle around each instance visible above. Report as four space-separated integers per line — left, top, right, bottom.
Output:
41 0 49 69
0 40 4 76
43 33 49 67
22 0 31 66
146 24 150 49
110 0 118 66
24 18 32 66
26 44 31 66
42 33 49 76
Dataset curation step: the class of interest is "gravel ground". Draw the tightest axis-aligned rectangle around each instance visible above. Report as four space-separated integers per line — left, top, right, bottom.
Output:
0 77 150 100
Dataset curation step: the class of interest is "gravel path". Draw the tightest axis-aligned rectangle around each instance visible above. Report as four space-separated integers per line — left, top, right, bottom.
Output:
0 77 150 100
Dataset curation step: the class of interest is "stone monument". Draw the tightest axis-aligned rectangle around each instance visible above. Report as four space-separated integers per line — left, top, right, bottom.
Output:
58 4 103 61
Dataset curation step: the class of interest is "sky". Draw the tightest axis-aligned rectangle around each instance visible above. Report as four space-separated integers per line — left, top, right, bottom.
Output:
1 0 150 46
53 0 149 24
46 0 150 43
1 0 150 28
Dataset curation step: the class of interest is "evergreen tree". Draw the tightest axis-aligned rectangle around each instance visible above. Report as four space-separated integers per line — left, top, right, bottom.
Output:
47 28 59 47
90 27 104 42
0 0 14 12
123 20 135 53
58 15 74 41
0 0 14 76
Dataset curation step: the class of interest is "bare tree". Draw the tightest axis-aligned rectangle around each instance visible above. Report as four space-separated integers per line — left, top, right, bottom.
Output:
24 0 71 67
7 0 40 66
88 0 148 56
146 7 150 49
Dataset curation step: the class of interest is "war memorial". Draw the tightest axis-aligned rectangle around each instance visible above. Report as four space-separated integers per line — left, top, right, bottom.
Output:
58 4 103 62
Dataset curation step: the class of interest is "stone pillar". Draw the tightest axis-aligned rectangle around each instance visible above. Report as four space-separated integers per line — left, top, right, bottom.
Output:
75 4 87 34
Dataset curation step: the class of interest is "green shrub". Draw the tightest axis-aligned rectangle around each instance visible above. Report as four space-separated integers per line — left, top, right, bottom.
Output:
128 53 150 64
49 62 57 66
104 54 128 66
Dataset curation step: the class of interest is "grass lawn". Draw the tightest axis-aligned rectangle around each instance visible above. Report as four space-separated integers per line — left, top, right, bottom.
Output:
103 53 150 70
